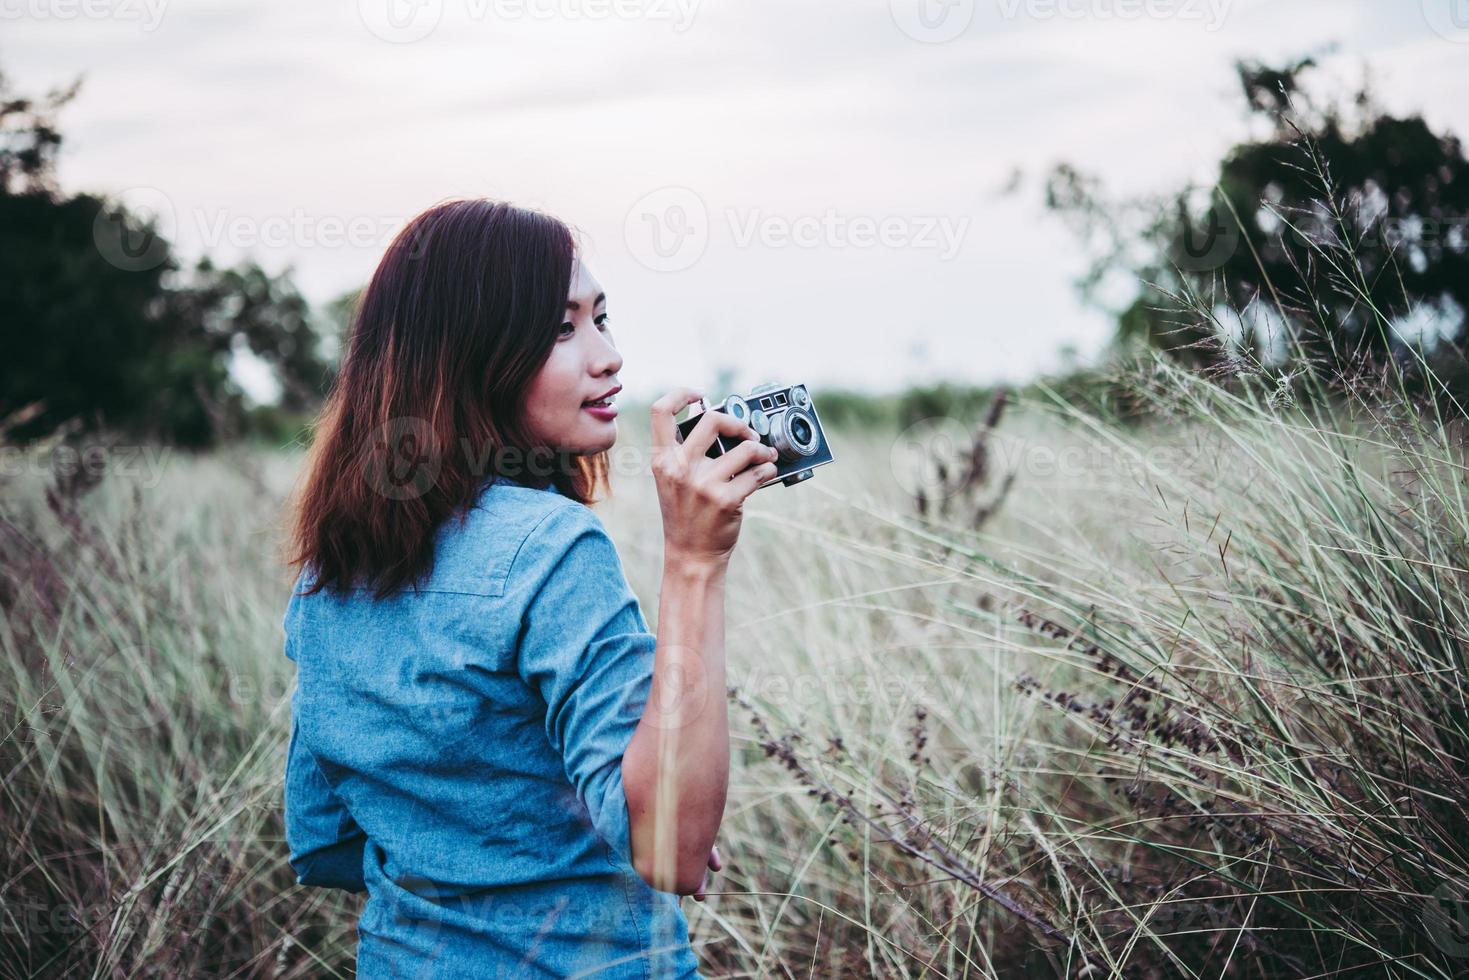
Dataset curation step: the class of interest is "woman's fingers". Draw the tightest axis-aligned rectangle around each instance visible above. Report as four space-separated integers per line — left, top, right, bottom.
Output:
649 391 767 565
680 406 759 463
707 436 776 484
725 458 780 502
692 845 721 902
649 388 706 453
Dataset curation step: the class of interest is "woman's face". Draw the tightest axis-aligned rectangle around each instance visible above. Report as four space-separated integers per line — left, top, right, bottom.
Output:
523 257 623 455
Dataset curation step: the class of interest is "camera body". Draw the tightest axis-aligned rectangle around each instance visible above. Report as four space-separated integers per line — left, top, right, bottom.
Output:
675 382 836 489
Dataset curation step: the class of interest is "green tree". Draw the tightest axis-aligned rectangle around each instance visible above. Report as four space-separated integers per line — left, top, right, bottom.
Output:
1045 55 1469 399
0 67 335 446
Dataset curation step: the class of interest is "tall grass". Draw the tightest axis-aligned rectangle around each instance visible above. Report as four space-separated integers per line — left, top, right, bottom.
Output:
692 360 1469 977
5 356 1467 976
0 449 359 978
4 154 1469 973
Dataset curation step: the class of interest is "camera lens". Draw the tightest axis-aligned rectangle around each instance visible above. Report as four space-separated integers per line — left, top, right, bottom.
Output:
769 407 819 459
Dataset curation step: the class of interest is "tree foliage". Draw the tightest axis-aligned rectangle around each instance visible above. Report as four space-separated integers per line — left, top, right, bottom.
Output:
1046 55 1469 401
0 67 334 446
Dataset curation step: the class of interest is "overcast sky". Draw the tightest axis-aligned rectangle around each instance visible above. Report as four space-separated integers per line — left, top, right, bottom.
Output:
8 0 1469 401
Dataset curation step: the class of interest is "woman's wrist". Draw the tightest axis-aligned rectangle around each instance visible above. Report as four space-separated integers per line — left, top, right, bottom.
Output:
662 550 729 586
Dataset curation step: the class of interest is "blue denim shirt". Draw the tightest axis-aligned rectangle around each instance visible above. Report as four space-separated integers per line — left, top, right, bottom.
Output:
282 474 701 979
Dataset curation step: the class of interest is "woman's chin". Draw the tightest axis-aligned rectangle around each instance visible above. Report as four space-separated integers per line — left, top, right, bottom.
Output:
568 424 617 455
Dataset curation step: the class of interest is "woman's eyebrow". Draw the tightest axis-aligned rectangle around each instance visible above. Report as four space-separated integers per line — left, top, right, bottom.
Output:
565 292 606 312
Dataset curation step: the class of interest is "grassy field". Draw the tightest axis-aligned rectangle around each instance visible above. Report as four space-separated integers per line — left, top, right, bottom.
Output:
4 355 1469 978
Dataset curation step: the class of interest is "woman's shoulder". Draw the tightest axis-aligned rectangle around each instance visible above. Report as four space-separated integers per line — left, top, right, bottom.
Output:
469 474 610 549
431 476 613 598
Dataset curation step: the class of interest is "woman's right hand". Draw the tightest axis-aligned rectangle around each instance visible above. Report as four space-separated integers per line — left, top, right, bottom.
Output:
649 387 780 569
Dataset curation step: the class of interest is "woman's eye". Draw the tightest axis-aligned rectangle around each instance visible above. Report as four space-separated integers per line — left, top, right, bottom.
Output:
558 321 575 338
595 314 611 329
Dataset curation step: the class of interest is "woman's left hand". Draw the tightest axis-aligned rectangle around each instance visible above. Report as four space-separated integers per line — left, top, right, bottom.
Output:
691 844 722 902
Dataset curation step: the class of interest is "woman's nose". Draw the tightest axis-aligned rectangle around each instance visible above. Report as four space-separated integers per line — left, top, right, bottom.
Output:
592 333 623 375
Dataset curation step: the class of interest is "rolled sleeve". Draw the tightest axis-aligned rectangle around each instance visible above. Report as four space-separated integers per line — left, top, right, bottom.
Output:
283 699 368 893
513 504 656 869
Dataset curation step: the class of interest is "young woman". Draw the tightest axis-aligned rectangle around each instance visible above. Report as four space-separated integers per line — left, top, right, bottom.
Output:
281 198 779 977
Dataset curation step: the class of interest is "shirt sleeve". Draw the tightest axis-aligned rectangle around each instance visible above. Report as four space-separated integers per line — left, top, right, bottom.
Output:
513 503 656 870
283 696 368 893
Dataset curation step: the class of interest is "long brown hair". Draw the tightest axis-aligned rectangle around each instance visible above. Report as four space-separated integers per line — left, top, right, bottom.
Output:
287 198 609 599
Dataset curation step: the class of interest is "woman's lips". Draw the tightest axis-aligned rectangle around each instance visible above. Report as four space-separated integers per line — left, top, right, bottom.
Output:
583 403 618 420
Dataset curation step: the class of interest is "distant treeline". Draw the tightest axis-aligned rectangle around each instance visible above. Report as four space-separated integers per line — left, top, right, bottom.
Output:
6 52 1468 453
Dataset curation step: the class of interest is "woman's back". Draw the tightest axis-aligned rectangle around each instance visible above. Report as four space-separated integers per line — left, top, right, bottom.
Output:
283 473 700 978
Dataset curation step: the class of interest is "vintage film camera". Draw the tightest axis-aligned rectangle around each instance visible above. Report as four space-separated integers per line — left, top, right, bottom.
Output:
675 382 836 489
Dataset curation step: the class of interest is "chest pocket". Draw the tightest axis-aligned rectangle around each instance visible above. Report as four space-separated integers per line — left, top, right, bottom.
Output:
414 591 519 676
423 552 511 597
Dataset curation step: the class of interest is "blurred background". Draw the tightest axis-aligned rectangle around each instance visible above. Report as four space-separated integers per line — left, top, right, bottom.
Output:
6 0 1469 445
8 3 1469 978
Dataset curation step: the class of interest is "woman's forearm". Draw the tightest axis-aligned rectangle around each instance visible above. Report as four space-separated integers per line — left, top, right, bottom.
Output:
621 553 730 894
